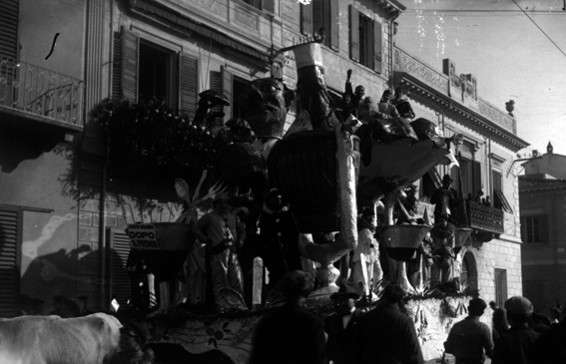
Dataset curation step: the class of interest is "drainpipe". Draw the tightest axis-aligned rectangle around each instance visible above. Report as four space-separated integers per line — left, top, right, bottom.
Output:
389 13 401 89
99 135 108 309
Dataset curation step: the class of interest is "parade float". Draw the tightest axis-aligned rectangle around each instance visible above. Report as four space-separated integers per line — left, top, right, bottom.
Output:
97 35 476 363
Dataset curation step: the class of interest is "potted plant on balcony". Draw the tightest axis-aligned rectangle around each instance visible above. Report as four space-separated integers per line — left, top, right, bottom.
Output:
91 98 218 185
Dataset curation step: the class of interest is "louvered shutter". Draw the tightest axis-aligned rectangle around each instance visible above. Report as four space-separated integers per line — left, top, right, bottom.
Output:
330 0 339 50
472 161 482 197
0 0 19 60
180 54 199 120
349 5 360 62
107 228 131 306
0 208 20 317
300 3 313 35
313 1 323 39
209 70 223 127
121 28 139 102
263 0 275 14
221 66 233 122
111 32 121 100
373 18 383 73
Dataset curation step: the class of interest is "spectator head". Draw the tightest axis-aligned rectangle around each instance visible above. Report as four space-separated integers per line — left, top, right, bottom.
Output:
381 283 407 304
489 301 497 310
278 270 315 303
468 298 487 316
354 85 365 99
505 296 534 325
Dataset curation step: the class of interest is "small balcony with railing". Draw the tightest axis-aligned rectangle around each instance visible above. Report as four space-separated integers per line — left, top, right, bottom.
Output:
466 199 504 241
0 54 84 133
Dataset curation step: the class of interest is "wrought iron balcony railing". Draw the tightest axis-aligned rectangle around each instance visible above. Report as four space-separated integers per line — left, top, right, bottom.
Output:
0 54 84 129
466 200 504 235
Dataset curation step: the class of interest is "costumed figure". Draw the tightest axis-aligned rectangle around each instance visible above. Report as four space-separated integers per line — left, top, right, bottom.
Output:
343 69 365 118
430 174 461 223
324 280 364 364
377 89 400 119
191 193 246 309
430 215 455 287
350 208 382 298
257 188 301 294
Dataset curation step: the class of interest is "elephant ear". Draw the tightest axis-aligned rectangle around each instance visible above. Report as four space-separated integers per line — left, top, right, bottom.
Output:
174 178 191 203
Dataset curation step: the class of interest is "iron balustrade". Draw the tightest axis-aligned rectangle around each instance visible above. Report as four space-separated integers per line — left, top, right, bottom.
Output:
0 54 84 128
466 200 504 235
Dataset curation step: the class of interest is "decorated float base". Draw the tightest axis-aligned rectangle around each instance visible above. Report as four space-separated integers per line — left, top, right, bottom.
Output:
146 295 471 364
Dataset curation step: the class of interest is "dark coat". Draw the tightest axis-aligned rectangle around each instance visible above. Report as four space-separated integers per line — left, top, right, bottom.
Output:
360 303 424 364
249 305 326 364
324 309 364 364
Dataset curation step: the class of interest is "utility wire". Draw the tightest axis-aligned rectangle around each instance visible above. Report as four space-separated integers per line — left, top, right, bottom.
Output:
404 9 566 14
511 0 566 58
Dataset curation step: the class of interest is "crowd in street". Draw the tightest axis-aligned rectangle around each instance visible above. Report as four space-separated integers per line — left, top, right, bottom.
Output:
249 270 566 364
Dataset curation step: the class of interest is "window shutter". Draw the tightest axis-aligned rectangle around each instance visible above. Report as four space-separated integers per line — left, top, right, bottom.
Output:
494 189 513 213
373 18 383 73
330 0 339 50
209 70 223 126
472 160 481 197
0 0 19 60
0 208 20 317
107 228 131 306
111 32 121 100
349 5 360 62
539 215 549 243
262 0 275 14
121 28 139 102
180 54 199 120
300 3 313 35
221 66 233 122
313 1 323 39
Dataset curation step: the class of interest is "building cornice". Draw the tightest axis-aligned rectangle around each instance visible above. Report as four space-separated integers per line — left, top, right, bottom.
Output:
393 47 529 152
126 0 269 67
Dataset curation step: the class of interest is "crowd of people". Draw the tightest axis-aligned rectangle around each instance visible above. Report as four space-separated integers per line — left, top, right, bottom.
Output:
250 271 566 364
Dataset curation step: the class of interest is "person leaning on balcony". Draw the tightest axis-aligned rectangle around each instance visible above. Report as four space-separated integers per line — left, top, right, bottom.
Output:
444 297 494 364
191 193 246 308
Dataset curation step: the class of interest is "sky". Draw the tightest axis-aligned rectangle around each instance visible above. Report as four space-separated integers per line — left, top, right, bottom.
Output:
395 0 566 157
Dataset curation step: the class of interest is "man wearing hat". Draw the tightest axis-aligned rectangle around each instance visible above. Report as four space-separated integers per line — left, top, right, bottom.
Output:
324 280 364 364
431 174 460 224
444 297 494 364
492 296 540 364
191 193 246 307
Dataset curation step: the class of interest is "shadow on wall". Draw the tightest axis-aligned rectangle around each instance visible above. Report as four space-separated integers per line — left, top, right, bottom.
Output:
0 127 62 173
18 245 126 315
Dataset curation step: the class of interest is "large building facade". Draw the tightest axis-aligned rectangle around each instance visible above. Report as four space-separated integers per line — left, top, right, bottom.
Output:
0 0 527 323
393 49 529 309
520 144 566 313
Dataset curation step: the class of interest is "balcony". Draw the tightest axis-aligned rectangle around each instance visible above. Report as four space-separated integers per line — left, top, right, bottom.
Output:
466 200 504 241
0 54 84 133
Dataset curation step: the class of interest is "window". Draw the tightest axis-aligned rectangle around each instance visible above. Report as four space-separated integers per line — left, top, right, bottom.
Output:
453 157 481 199
521 215 549 243
349 5 382 72
113 28 199 119
494 268 507 308
138 41 178 109
492 170 513 213
241 0 275 12
300 0 339 50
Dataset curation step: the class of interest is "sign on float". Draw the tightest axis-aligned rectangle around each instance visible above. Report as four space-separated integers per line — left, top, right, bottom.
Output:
126 224 160 249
